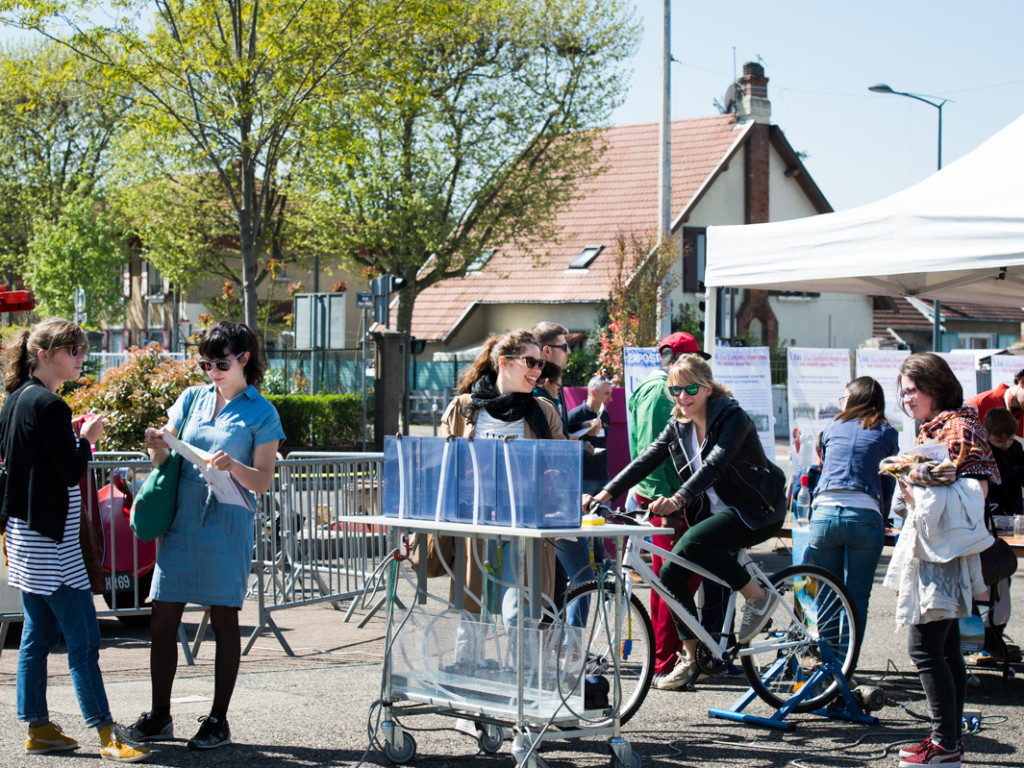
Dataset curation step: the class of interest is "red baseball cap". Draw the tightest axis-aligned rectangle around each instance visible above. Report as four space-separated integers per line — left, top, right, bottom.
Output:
658 331 711 360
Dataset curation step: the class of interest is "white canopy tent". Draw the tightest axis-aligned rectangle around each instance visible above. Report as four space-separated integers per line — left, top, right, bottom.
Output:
703 113 1024 351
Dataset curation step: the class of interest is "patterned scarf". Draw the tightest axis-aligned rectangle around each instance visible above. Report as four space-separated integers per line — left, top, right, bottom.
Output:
917 406 1000 483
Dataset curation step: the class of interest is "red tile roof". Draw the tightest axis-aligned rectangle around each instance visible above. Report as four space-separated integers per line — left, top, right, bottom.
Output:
873 297 1024 336
404 116 746 342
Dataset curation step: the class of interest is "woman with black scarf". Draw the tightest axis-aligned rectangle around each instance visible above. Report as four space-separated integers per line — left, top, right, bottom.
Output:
434 328 565 741
437 328 565 606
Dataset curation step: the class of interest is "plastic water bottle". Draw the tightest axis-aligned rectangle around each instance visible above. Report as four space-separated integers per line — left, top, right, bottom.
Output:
794 475 811 528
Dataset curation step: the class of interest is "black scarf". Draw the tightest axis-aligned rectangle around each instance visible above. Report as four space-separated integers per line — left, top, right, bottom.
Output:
468 373 552 439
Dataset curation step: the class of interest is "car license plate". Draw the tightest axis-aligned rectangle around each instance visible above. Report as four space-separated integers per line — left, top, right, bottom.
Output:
104 572 135 592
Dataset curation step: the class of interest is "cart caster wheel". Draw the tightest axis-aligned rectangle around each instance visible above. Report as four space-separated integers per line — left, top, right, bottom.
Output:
479 724 504 754
383 732 417 764
610 754 642 768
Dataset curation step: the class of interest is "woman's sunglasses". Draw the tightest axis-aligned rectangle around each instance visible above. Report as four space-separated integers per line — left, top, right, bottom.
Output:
668 384 701 397
504 355 545 370
197 352 243 372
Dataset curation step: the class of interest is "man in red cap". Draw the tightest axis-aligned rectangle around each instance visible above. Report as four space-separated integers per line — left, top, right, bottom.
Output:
626 331 709 689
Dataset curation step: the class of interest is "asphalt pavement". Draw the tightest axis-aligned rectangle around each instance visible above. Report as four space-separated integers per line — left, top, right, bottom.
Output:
2 538 1023 768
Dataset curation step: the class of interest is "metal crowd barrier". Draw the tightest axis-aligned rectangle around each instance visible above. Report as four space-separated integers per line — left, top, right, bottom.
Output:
246 452 386 655
1 452 386 661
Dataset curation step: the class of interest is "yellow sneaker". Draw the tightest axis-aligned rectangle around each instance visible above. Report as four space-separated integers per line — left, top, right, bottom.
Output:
98 723 150 763
26 721 78 754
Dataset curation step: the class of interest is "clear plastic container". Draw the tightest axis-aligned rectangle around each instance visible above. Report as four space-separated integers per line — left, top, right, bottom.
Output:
389 606 585 720
383 436 583 528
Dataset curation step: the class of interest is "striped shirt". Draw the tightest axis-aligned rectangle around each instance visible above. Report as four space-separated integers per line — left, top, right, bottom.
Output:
6 483 89 594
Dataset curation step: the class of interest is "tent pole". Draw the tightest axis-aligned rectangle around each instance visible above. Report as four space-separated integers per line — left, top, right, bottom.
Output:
704 287 717 355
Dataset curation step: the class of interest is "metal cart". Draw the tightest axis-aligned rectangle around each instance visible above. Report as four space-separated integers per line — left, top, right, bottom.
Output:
342 515 655 768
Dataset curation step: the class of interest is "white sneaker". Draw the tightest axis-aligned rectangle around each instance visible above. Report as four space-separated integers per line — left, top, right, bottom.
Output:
652 659 697 690
738 591 777 643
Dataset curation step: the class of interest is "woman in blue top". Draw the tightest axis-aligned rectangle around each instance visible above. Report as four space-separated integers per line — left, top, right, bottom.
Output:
806 376 898 634
127 322 284 751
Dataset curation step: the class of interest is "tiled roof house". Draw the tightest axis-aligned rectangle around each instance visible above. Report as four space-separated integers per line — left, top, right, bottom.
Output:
404 63 882 357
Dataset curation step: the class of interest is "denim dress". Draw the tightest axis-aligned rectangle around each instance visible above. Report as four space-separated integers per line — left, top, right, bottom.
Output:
150 384 285 608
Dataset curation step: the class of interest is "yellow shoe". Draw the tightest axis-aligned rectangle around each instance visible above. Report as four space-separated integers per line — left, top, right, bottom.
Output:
26 721 78 754
98 723 150 763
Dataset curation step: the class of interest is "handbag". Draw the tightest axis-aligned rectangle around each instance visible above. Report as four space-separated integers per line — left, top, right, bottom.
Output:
980 535 1017 586
130 389 200 542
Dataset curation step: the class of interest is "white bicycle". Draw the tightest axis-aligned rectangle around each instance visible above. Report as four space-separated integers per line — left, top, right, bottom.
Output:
564 506 861 725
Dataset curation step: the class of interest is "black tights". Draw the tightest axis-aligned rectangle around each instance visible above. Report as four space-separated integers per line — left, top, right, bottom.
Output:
149 600 241 720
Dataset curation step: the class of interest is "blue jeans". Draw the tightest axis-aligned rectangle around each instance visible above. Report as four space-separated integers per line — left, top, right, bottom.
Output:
555 537 596 627
18 585 112 729
805 505 884 635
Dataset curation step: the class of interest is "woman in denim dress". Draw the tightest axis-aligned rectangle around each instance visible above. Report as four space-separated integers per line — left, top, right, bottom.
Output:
806 376 899 635
127 322 284 751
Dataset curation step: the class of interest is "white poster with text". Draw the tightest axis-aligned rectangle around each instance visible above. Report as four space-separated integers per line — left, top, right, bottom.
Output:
855 348 914 451
713 345 775 460
787 348 851 483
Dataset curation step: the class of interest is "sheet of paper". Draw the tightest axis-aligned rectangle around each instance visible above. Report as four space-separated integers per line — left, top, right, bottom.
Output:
161 430 254 511
905 442 951 462
571 418 601 438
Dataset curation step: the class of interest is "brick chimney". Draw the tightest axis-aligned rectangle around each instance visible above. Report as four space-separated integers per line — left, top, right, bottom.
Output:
737 61 771 124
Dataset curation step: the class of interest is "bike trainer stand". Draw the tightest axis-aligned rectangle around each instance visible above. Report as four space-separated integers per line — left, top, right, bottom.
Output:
708 639 877 732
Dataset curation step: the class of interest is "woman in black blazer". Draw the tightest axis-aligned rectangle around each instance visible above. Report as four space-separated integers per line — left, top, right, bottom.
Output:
0 317 149 762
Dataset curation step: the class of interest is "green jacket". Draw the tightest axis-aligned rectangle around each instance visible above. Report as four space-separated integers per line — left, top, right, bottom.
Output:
626 370 677 499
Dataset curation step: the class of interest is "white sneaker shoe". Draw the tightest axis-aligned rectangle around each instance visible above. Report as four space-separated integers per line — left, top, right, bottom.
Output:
738 591 777 643
652 659 697 690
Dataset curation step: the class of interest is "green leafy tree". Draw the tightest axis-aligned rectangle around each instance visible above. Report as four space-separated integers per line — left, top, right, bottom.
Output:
24 189 130 323
596 230 679 383
0 40 130 278
298 0 639 333
0 0 395 331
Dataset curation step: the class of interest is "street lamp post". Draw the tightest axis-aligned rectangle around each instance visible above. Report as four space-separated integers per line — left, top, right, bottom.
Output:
869 83 947 352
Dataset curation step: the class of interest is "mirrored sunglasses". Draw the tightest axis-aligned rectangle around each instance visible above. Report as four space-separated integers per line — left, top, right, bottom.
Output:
198 352 243 372
668 383 701 397
504 355 545 370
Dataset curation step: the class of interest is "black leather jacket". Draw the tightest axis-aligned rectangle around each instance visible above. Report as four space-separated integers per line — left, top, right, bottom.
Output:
604 395 786 529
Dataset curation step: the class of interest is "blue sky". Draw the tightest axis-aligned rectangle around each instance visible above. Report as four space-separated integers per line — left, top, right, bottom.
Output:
614 0 1024 211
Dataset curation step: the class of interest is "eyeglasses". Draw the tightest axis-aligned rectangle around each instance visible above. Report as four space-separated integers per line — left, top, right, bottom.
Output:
66 346 86 358
668 384 701 397
198 352 243 372
504 355 545 370
838 394 849 404
546 343 570 352
899 387 920 399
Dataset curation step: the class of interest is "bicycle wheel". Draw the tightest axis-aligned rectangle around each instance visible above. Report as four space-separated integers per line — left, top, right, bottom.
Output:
739 564 861 712
563 579 655 726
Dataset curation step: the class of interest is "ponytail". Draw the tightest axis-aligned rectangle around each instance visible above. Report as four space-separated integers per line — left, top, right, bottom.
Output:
3 330 32 394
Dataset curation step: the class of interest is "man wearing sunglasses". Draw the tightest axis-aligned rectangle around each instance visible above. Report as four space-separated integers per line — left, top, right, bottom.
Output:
626 332 711 688
531 321 572 434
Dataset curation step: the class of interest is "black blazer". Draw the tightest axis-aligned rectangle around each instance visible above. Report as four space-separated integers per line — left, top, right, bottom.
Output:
0 378 92 542
604 395 786 529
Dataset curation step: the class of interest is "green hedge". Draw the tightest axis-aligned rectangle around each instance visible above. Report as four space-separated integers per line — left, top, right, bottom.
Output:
266 394 364 450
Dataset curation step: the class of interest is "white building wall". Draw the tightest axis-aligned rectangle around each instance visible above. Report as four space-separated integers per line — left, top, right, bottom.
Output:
768 150 821 221
771 293 874 350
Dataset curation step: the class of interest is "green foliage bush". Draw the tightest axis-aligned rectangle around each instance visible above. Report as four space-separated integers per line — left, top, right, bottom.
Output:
66 346 208 452
266 394 363 450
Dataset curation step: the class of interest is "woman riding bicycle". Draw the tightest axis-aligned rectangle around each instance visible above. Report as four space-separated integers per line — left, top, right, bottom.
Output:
582 354 787 691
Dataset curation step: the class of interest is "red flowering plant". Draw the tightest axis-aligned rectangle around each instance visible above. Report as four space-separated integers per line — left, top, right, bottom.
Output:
596 230 679 384
66 346 208 452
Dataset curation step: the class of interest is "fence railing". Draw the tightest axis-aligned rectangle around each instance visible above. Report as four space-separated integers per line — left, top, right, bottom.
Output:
0 452 387 659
